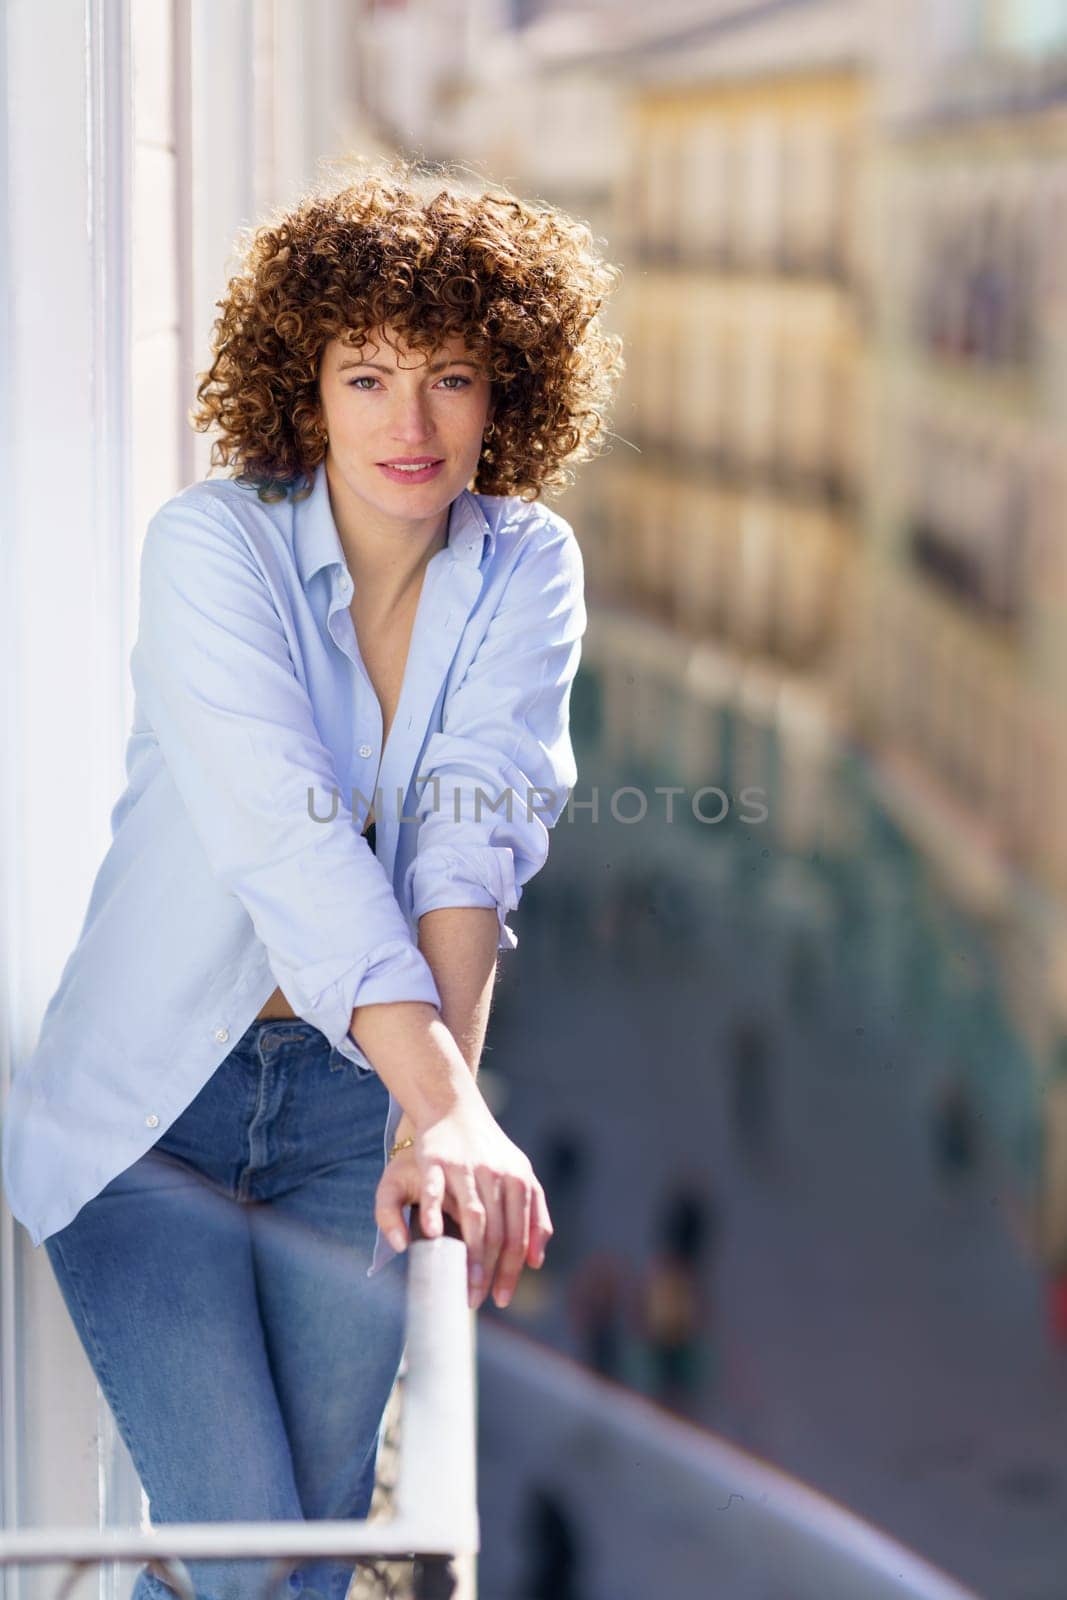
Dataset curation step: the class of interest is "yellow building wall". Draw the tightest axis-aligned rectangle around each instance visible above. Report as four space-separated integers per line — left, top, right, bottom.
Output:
602 67 872 683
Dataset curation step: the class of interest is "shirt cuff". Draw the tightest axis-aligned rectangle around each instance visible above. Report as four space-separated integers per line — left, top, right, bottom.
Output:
405 843 521 953
335 941 443 1075
279 938 442 1072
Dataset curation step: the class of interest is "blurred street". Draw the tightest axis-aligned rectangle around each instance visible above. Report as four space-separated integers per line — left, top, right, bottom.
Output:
479 640 1066 1600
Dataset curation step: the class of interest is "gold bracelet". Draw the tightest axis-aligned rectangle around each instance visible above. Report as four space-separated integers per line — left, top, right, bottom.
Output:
388 1135 415 1161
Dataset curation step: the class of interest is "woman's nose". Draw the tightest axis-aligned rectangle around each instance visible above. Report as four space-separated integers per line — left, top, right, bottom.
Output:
389 394 434 443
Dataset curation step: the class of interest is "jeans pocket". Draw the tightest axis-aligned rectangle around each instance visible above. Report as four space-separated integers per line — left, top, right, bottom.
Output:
327 1043 377 1081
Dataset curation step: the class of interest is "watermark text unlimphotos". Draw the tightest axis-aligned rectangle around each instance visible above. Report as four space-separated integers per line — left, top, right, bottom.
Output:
307 781 769 827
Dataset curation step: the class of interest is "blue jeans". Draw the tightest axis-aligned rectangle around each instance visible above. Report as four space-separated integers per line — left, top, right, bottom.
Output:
43 1017 408 1600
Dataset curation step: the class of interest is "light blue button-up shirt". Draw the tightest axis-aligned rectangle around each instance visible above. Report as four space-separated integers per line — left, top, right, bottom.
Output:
1 459 586 1275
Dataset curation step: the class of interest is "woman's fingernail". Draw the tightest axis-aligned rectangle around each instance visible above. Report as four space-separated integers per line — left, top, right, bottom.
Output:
470 1263 484 1286
389 1229 407 1252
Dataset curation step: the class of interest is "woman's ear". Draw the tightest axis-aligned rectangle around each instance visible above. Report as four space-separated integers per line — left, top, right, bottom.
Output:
482 399 497 445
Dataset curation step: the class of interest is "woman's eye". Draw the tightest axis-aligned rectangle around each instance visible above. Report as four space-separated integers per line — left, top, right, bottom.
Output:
345 374 472 391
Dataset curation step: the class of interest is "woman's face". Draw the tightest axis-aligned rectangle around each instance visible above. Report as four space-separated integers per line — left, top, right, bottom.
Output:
317 324 494 525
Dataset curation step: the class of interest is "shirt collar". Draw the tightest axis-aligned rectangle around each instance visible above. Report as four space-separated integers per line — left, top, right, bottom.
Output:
295 458 494 587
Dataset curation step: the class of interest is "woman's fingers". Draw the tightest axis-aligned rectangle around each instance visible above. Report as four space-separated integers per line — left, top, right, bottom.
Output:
470 1171 505 1309
419 1162 447 1238
528 1181 553 1268
388 1132 551 1310
440 1164 487 1290
374 1159 414 1252
490 1175 532 1308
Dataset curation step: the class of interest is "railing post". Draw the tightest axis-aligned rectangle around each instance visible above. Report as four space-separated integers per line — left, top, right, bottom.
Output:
406 1203 473 1593
410 1553 458 1600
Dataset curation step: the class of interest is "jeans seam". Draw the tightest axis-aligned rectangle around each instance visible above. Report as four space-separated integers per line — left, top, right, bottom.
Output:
238 1042 277 1201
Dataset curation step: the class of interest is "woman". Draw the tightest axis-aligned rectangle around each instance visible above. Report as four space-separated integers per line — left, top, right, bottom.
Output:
2 159 622 1600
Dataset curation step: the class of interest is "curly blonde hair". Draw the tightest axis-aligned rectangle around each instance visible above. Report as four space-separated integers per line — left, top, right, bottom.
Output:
190 156 624 503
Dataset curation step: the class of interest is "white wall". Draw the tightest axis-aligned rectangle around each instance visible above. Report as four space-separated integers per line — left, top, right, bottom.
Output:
0 5 367 1597
1 2 135 1593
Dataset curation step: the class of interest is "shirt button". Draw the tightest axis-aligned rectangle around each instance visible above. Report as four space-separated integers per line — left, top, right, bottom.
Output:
145 1113 159 1129
214 1026 230 1043
358 743 373 758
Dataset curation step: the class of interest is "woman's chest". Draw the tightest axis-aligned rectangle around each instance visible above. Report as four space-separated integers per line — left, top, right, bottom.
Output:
292 549 486 819
349 593 421 751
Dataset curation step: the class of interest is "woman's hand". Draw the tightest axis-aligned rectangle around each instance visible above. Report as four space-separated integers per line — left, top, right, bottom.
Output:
374 1099 553 1310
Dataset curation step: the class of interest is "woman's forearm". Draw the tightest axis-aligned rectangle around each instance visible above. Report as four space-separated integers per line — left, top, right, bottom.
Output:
396 905 499 1141
349 905 500 1138
416 904 498 1077
347 999 480 1130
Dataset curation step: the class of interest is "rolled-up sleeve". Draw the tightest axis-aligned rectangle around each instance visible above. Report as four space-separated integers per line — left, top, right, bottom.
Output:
404 511 587 951
130 495 442 1055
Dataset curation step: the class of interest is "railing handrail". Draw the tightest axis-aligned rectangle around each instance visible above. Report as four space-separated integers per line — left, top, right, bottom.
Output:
0 1519 463 1565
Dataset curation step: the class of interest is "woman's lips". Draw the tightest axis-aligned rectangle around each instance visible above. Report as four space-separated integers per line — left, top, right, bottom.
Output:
376 460 444 484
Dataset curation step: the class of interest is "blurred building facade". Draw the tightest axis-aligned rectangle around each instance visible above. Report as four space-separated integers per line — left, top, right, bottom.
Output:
870 0 1067 1267
601 11 873 681
858 1 1067 933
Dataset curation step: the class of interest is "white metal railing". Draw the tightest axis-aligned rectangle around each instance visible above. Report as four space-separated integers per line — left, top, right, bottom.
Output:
0 1216 477 1600
3 1206 996 1600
